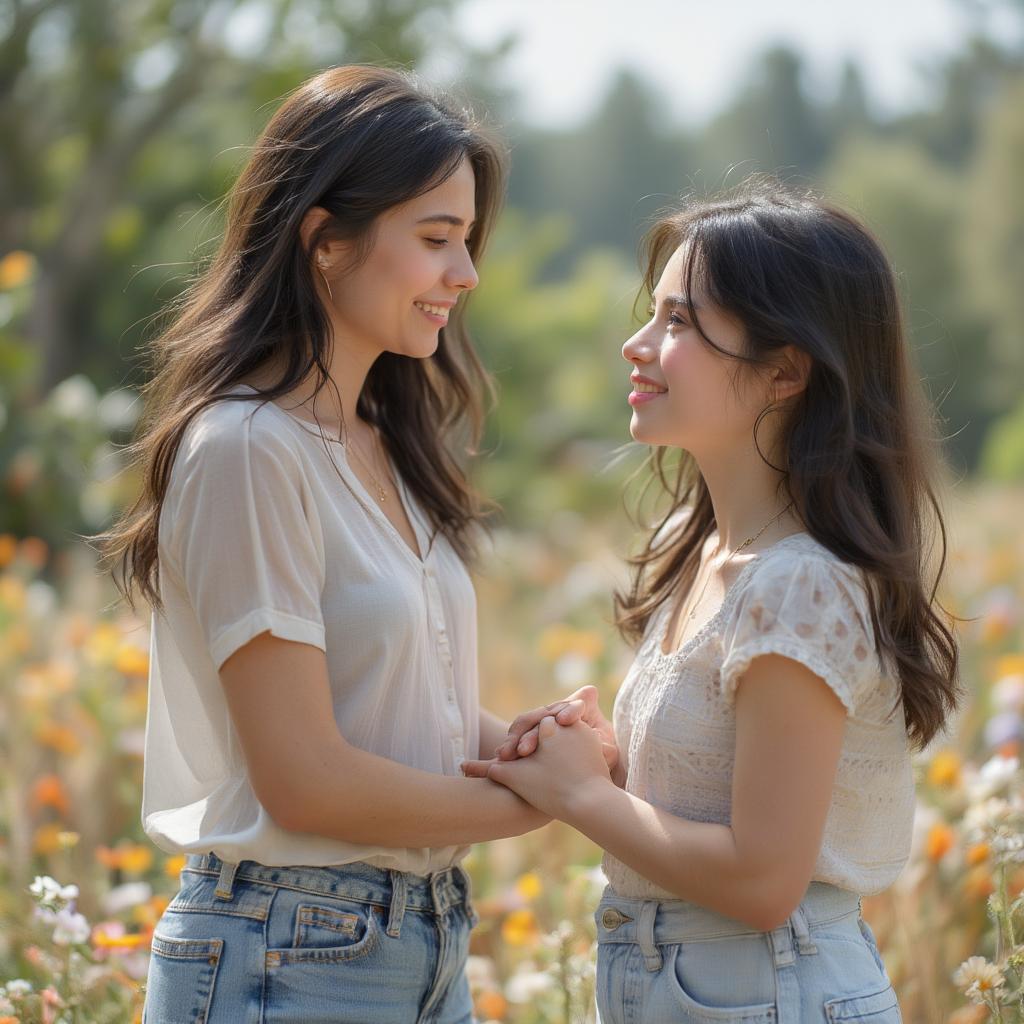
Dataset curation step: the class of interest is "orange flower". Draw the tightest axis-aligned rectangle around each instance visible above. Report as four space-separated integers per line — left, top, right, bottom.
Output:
31 773 70 816
164 855 186 879
0 533 17 568
500 909 540 947
963 865 995 901
0 250 34 289
965 842 989 866
926 750 962 788
926 823 955 862
96 842 153 874
92 924 150 950
35 721 81 756
475 990 508 1019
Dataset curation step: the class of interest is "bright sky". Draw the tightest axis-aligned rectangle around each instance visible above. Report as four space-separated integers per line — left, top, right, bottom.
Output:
448 0 1017 128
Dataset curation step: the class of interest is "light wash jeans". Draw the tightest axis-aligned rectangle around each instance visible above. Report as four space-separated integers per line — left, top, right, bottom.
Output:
594 880 902 1024
143 852 478 1023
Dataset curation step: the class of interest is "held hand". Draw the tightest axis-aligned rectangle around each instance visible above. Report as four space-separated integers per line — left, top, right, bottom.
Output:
461 685 619 778
482 716 613 821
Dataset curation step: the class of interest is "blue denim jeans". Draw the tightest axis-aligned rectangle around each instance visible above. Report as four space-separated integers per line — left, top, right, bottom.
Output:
594 881 902 1024
143 852 479 1023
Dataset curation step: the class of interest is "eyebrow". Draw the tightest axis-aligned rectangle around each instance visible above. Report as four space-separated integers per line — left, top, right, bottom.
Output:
650 294 701 310
416 214 475 229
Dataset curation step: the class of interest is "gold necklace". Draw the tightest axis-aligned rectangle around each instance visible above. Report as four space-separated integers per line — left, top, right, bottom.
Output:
342 427 392 505
676 501 796 629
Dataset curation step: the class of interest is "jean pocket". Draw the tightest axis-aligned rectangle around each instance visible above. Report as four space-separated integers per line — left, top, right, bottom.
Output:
145 934 223 1023
666 940 777 1022
824 983 902 1022
267 900 380 967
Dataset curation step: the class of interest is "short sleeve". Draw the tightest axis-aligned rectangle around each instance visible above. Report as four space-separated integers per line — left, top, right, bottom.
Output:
161 402 327 672
719 552 877 714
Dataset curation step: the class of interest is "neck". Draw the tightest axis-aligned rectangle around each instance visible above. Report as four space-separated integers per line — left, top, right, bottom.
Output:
695 444 800 554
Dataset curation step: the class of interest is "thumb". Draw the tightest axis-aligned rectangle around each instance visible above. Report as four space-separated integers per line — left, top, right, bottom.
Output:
538 714 558 740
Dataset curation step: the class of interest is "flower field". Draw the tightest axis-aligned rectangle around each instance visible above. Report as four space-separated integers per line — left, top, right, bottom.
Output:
0 485 1022 1023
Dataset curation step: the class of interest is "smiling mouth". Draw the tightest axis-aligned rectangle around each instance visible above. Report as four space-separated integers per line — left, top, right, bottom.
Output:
632 382 666 394
414 301 450 323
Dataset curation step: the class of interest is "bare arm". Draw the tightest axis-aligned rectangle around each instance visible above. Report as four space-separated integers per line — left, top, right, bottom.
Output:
487 653 847 931
220 632 550 846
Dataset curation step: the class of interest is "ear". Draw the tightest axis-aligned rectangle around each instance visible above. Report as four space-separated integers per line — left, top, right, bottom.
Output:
299 206 339 270
769 345 812 403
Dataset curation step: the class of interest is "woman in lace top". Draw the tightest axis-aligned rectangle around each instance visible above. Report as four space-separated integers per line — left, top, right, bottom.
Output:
464 177 961 1022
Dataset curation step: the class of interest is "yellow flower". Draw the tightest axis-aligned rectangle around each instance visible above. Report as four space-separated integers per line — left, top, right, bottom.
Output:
515 872 542 902
33 823 65 855
0 250 34 289
994 654 1024 679
0 574 26 612
927 750 962 788
500 909 540 947
85 622 122 665
114 643 149 678
164 855 186 879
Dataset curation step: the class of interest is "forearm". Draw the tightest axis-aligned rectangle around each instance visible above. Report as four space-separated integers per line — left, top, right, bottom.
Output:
567 782 786 931
281 737 549 847
479 707 510 759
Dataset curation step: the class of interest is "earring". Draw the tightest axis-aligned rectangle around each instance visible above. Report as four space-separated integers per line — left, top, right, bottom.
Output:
317 266 334 303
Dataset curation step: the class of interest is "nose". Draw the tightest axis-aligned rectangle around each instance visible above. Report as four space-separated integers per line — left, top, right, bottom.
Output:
622 324 656 365
445 246 479 292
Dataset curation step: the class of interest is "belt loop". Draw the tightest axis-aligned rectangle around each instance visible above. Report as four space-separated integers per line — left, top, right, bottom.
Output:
213 859 238 901
386 869 407 938
790 904 818 955
637 900 662 972
768 919 795 967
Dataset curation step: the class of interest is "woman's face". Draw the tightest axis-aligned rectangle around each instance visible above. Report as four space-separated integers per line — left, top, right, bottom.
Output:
621 243 766 456
323 155 479 361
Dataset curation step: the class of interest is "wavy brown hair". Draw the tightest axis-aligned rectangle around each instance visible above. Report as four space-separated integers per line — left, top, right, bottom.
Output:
615 177 963 751
93 65 507 615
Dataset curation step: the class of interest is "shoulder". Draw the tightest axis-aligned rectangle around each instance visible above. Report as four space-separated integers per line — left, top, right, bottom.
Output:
732 535 875 637
171 394 307 493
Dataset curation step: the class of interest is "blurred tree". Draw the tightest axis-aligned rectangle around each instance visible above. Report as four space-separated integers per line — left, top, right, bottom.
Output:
960 74 1024 412
697 46 829 180
0 0 504 397
824 136 992 472
507 70 696 275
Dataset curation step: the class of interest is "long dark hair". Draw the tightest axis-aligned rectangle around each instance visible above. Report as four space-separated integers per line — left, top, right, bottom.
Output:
94 64 508 614
615 177 962 751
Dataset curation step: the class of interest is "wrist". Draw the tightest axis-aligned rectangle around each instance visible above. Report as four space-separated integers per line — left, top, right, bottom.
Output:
563 775 620 830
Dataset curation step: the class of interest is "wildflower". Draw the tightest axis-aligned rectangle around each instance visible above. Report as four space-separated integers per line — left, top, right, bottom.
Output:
505 963 556 1003
514 872 542 902
927 749 962 788
102 881 152 916
51 906 90 946
4 980 31 997
963 797 1012 840
967 754 1020 802
501 909 540 947
952 956 1006 1004
30 774 70 817
29 876 78 909
926 822 955 861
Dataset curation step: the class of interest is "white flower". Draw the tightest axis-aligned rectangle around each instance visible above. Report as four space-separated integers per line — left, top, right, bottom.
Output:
952 956 1005 1002
4 978 32 996
993 673 1024 712
554 652 593 689
505 964 556 1003
963 797 1012 839
464 955 497 991
51 907 90 946
967 755 1020 802
29 876 78 909
102 881 152 916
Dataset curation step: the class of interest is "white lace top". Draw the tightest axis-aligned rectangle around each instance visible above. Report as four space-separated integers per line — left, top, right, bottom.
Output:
603 531 915 899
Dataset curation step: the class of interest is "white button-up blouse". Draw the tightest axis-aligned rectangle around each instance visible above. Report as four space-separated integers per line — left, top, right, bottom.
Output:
142 383 480 872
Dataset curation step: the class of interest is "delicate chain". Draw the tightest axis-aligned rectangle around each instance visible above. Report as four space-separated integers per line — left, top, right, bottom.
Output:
342 424 393 505
675 501 796 629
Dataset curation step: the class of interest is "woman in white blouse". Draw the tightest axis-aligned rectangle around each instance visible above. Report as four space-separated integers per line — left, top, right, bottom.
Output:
464 178 963 1023
98 66 608 1023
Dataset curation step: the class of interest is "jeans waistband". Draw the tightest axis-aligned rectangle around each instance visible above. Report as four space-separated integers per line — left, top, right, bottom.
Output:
596 880 861 948
184 852 473 922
